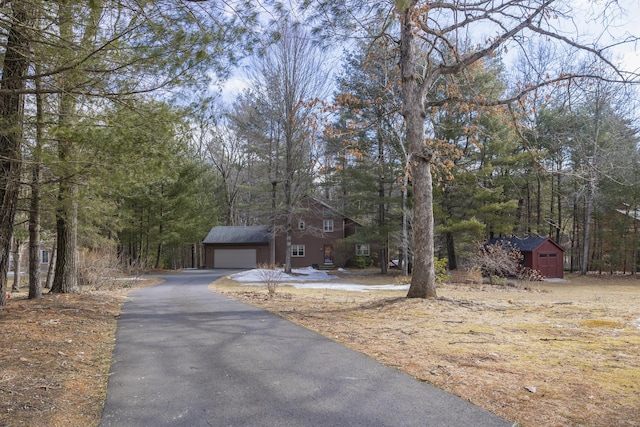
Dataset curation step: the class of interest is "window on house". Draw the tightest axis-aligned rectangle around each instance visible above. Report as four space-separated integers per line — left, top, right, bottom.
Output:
41 250 49 264
323 219 334 232
291 245 305 257
298 220 305 230
355 244 370 256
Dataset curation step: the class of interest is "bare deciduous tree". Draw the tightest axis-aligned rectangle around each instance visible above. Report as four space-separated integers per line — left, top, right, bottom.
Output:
305 0 639 297
244 21 331 273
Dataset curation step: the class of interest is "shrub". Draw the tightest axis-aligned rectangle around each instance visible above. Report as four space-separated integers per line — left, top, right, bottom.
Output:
466 266 483 284
434 257 448 283
393 257 448 285
78 249 124 290
394 275 411 286
469 242 543 284
330 240 352 268
352 256 374 269
257 263 283 297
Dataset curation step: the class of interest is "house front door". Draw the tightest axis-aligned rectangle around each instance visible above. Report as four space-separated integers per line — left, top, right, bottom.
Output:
323 245 333 264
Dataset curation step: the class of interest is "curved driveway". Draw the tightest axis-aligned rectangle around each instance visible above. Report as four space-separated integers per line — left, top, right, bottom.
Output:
100 270 511 426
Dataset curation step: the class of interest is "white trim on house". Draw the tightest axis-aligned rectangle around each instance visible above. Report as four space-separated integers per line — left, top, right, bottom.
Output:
291 245 305 257
355 244 370 256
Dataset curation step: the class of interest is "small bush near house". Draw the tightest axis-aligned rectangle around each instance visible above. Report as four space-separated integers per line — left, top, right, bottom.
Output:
257 264 283 297
469 242 543 284
352 256 374 269
331 240 352 268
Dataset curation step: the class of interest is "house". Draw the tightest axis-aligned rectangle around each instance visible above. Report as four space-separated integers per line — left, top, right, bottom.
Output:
202 198 366 269
487 236 565 278
9 240 52 272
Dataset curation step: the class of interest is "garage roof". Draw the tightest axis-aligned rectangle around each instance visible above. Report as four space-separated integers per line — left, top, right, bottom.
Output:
203 226 271 244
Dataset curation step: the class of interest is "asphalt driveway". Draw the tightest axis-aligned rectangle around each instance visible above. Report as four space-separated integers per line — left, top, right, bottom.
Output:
99 270 512 426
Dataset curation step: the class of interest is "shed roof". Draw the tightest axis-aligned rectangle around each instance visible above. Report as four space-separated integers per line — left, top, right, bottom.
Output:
203 226 271 244
487 237 564 252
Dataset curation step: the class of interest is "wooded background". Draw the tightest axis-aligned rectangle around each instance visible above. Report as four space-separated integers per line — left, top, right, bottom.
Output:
1 1 638 303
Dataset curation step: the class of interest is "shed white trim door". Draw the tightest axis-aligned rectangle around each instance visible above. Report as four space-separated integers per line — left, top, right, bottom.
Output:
214 249 257 268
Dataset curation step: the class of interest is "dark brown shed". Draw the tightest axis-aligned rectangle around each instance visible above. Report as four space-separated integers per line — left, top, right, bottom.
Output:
488 237 565 279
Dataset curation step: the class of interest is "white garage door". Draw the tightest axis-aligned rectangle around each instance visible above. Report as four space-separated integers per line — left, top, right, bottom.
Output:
214 249 257 268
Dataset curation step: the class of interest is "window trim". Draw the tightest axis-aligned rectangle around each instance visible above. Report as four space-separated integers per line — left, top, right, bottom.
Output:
291 245 305 257
355 244 370 256
323 219 334 232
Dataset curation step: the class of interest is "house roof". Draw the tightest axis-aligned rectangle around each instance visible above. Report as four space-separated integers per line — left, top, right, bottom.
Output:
307 197 364 227
487 236 564 252
203 226 271 244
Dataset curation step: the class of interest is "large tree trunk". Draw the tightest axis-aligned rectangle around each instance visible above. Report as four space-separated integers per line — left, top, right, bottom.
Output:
50 0 79 294
51 183 79 293
378 145 388 274
581 96 602 276
284 179 292 274
400 5 436 299
155 197 164 269
271 181 277 265
28 67 45 300
28 194 43 299
12 238 22 291
581 178 596 275
401 174 410 276
45 244 56 290
0 3 32 306
445 231 457 270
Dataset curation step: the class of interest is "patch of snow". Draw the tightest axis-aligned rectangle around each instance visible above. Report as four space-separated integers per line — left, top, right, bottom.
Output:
632 319 640 329
227 268 408 292
229 267 332 283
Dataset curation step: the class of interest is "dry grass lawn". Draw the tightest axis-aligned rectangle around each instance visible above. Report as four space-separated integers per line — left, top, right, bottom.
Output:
0 271 638 427
211 271 640 427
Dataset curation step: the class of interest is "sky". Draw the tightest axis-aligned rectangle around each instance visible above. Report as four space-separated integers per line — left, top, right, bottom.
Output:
219 1 640 104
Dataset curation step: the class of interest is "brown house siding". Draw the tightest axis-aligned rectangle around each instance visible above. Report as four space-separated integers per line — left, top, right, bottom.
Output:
274 199 359 268
203 199 365 270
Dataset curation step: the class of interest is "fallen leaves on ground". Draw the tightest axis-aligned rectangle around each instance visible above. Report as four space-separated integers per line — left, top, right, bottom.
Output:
0 279 159 427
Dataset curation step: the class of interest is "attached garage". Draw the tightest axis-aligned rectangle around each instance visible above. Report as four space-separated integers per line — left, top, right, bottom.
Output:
203 226 271 269
488 237 565 279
